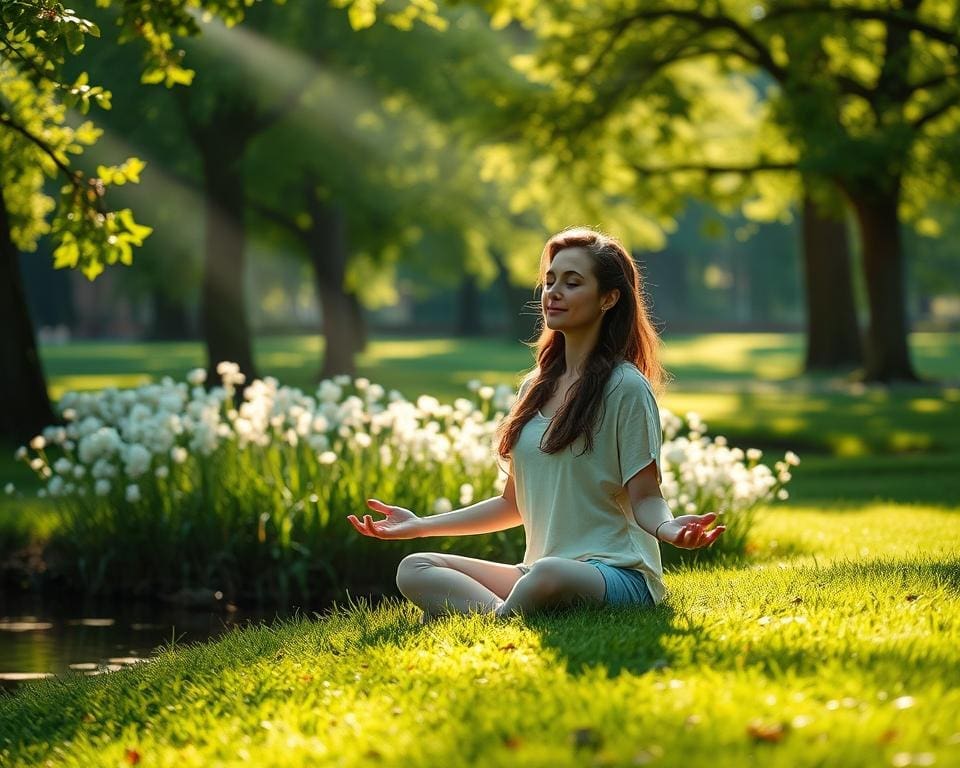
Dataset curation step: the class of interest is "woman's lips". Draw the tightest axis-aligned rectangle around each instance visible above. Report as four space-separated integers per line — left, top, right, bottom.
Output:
547 308 566 314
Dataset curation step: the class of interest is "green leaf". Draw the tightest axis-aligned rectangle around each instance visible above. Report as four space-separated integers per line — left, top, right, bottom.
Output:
64 24 85 55
53 240 80 269
81 259 104 282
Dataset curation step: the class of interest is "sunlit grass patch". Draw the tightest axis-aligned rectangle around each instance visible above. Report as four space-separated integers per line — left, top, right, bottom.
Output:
2 503 958 767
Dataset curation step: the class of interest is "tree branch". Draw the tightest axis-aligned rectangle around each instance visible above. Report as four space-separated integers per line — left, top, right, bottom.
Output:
911 92 960 131
0 112 80 183
610 8 786 82
763 4 960 48
629 159 797 176
909 70 960 95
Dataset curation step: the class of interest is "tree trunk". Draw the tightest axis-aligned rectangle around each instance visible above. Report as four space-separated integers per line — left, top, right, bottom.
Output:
847 185 919 382
199 141 258 385
801 193 863 371
0 188 55 443
346 292 368 353
149 286 193 341
492 249 539 341
307 199 357 379
457 272 485 336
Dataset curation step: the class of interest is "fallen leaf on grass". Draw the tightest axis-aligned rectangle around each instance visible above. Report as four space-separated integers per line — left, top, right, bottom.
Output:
878 729 898 744
747 720 787 743
498 643 517 652
503 735 522 750
905 595 920 602
124 749 141 765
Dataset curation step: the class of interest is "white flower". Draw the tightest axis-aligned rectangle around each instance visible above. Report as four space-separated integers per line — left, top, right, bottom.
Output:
459 483 474 506
318 451 337 465
123 444 152 478
73 465 86 479
171 446 188 465
4 483 14 496
48 476 65 497
333 374 351 386
777 489 789 501
95 479 111 497
29 458 45 471
746 448 762 462
467 379 482 392
366 384 385 402
785 451 801 466
29 435 46 450
477 386 495 401
125 484 141 503
187 368 207 386
354 377 370 391
354 432 372 448
61 408 77 421
433 497 453 514
14 446 27 462
155 465 170 479
53 458 73 475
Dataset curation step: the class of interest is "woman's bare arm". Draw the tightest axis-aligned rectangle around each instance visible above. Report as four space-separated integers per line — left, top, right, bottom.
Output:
417 474 523 537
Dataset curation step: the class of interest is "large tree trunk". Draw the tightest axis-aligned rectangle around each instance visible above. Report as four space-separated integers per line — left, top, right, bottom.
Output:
346 292 368 353
457 273 484 336
0 189 55 443
847 184 918 382
801 193 863 371
307 199 358 379
199 140 258 385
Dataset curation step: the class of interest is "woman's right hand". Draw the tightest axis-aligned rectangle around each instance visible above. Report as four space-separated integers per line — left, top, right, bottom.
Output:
347 499 423 540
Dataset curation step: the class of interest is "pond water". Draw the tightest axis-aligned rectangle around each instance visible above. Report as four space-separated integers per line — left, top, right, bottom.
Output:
0 593 353 693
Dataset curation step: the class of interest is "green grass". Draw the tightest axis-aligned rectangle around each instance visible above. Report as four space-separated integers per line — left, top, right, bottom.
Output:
33 331 960 401
1 504 957 767
2 334 958 765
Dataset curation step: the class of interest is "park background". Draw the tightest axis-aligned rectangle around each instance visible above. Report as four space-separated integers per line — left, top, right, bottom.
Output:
1 1 959 766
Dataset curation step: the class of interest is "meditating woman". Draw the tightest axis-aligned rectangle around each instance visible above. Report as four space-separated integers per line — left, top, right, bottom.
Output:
347 226 724 621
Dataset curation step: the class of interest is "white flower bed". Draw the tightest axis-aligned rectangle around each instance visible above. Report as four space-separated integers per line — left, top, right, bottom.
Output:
11 364 795 521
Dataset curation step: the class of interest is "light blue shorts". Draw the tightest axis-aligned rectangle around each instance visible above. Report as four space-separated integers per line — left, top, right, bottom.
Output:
515 558 655 607
582 558 655 607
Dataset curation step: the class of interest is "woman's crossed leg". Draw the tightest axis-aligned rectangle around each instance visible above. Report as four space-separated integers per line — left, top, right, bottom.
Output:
395 552 606 622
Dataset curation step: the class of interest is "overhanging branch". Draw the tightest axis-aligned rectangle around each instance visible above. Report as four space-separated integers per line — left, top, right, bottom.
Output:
763 4 960 48
629 160 797 176
911 92 960 130
610 8 786 82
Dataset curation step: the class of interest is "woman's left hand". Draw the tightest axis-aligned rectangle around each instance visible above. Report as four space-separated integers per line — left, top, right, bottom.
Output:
656 513 725 549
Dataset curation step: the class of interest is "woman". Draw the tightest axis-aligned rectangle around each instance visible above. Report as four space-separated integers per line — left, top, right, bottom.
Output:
347 226 724 621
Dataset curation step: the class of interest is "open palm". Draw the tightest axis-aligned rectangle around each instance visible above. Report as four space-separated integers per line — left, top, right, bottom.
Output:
657 513 725 549
346 499 422 540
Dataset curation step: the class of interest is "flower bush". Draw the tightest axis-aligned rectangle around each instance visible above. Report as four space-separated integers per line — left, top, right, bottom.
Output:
10 364 796 601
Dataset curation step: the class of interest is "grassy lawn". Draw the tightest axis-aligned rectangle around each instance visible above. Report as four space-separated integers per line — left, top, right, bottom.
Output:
1 504 957 767
1 333 957 765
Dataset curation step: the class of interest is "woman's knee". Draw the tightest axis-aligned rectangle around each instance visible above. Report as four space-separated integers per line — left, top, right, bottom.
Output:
523 557 575 596
523 557 603 602
396 552 444 592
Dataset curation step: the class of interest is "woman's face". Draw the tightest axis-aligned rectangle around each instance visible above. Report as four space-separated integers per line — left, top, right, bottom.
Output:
542 246 613 331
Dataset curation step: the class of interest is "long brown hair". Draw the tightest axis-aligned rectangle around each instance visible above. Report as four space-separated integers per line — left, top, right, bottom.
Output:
496 226 665 461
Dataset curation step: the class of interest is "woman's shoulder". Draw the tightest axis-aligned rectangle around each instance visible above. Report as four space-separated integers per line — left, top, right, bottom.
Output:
608 361 655 394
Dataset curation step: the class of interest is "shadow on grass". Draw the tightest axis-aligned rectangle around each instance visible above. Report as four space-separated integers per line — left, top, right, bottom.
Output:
526 558 960 685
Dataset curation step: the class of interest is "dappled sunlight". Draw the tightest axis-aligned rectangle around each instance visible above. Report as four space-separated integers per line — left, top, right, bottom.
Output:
662 333 804 380
362 338 460 361
747 504 960 564
49 375 152 400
